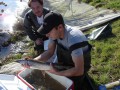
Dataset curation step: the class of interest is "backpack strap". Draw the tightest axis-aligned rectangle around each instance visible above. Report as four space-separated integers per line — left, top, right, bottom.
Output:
69 41 90 53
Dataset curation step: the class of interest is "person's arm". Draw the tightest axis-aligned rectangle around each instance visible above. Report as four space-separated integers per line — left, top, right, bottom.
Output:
34 40 56 62
24 13 38 41
49 50 84 77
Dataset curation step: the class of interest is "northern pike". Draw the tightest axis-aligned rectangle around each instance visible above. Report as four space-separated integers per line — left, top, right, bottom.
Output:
15 59 73 71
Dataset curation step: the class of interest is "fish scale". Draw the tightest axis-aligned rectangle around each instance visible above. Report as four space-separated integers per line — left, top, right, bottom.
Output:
15 59 73 71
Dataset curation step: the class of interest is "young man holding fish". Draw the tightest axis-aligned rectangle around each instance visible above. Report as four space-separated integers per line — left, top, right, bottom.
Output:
31 12 92 90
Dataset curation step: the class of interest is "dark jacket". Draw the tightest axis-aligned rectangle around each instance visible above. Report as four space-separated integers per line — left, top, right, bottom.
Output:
56 40 92 90
56 40 91 73
24 8 50 41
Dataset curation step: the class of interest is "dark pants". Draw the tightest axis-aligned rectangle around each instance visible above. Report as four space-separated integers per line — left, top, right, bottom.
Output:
84 51 91 73
56 41 92 90
68 50 91 90
68 74 85 90
34 42 44 55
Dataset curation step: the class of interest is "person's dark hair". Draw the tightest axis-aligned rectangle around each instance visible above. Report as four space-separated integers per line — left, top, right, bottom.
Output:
37 12 65 35
54 24 65 30
28 0 43 7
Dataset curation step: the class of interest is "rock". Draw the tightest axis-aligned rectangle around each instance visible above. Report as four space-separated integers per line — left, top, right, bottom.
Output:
0 32 11 60
0 62 24 75
0 32 11 45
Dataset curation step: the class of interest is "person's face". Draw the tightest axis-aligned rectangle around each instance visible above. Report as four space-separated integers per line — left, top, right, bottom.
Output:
46 27 60 40
30 1 43 17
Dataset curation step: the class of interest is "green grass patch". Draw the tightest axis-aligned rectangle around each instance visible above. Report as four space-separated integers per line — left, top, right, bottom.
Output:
81 0 120 87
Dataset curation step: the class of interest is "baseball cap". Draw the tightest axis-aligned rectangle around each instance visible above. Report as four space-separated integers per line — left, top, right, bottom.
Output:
37 12 64 35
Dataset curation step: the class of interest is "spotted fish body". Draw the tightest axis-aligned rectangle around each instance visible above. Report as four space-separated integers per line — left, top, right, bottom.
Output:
16 59 73 71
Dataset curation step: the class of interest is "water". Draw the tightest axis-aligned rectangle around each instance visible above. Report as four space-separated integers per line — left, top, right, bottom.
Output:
0 0 28 33
0 32 11 60
0 0 28 60
19 69 66 90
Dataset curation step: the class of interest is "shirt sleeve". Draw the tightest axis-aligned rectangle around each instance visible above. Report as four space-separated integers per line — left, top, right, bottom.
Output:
24 13 38 41
71 47 83 57
68 29 85 57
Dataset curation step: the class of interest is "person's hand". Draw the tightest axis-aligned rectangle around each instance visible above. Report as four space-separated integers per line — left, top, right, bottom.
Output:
35 38 43 45
47 63 58 74
22 61 30 68
21 57 31 68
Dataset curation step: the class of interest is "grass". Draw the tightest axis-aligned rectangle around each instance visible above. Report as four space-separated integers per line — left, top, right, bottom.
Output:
82 0 120 10
87 19 120 88
80 0 120 88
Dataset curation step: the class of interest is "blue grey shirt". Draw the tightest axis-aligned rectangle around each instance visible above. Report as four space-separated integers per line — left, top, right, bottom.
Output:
50 25 88 57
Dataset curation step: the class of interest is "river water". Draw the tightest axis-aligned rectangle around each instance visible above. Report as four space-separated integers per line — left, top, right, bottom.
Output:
0 0 28 60
0 0 28 33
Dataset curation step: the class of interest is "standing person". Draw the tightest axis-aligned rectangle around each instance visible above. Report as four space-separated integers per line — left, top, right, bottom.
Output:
33 12 92 90
24 0 50 55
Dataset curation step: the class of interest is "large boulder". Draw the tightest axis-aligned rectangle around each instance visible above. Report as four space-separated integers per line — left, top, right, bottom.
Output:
0 62 24 75
0 32 11 61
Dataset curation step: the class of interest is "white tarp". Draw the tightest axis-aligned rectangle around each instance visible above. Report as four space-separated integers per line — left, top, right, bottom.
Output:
44 0 120 31
87 24 109 40
0 74 34 90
